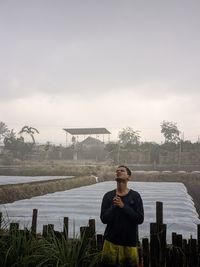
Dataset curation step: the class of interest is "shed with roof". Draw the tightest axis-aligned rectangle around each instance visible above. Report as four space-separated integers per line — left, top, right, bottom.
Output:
63 127 111 147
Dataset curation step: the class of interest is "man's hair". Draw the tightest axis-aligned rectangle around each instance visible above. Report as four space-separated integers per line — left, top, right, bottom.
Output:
118 165 132 176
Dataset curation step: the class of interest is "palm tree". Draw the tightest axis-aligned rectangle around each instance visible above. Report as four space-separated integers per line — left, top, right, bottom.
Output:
19 126 39 144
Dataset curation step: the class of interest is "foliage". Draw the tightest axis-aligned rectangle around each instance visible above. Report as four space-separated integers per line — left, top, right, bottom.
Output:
140 142 160 163
118 127 141 147
4 131 33 160
0 122 10 143
0 223 100 267
160 121 180 143
139 141 158 150
0 228 39 267
19 126 39 144
180 140 200 151
160 141 178 152
44 141 51 151
39 231 100 267
105 142 119 152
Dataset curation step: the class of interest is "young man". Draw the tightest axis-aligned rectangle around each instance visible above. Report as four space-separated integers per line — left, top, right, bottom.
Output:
100 165 144 267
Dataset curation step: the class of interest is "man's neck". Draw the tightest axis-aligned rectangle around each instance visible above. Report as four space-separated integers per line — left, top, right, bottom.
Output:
116 183 129 195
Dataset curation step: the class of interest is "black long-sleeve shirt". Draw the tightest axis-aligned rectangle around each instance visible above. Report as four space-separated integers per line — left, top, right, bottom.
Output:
100 189 144 246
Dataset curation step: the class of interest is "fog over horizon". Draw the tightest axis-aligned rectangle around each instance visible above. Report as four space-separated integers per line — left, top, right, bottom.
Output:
1 1 200 145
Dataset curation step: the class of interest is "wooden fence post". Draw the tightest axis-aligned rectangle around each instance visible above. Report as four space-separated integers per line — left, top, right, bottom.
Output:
182 239 188 267
150 222 159 267
142 238 149 267
188 237 198 267
63 217 69 239
150 201 166 267
42 225 48 237
0 212 2 229
89 219 96 249
177 234 184 267
198 225 200 266
171 232 184 267
89 219 96 238
31 209 38 236
156 201 163 225
166 246 173 267
96 234 103 251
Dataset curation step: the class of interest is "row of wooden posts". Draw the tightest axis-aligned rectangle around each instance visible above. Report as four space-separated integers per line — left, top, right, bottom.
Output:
0 202 200 267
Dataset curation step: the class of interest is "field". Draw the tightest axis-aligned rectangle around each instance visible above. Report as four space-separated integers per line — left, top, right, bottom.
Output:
1 164 200 267
0 164 200 217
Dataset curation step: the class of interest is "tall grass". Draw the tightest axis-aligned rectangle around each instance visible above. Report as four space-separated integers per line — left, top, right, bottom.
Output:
0 221 100 267
38 231 100 267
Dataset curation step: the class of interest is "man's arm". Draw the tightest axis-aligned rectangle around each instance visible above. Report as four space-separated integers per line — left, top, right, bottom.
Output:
122 193 144 224
100 193 116 224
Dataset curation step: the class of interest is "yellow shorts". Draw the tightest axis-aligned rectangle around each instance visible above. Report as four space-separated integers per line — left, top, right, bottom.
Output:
101 240 139 267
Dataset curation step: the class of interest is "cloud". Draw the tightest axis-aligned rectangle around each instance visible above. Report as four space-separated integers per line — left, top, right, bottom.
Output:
1 86 200 144
1 1 200 144
1 0 200 101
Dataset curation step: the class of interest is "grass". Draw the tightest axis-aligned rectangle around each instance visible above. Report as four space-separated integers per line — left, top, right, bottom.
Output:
0 163 113 176
0 219 101 267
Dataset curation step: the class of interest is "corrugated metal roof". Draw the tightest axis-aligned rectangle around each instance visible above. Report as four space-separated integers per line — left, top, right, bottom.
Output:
63 128 111 135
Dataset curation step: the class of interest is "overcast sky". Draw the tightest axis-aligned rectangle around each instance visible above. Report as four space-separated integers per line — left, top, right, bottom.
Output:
1 0 200 145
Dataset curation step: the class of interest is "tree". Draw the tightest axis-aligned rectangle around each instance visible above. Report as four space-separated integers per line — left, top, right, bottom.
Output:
118 127 141 147
105 142 119 153
0 122 9 143
4 131 24 151
140 141 160 164
19 126 39 144
160 121 180 143
4 130 33 159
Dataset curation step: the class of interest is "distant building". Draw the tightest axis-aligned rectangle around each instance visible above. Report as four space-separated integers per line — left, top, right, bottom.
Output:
77 136 107 161
80 136 104 146
63 127 111 147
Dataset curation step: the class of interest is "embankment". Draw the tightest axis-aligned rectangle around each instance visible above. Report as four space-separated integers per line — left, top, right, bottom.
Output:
1 170 200 218
0 176 96 204
0 163 113 176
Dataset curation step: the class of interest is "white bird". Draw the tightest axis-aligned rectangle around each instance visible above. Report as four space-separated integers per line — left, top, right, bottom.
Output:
90 175 99 183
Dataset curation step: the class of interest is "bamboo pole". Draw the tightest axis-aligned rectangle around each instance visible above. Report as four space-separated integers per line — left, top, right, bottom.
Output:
188 238 197 267
198 224 200 253
42 225 48 237
96 234 103 250
156 201 163 226
150 222 159 267
0 212 2 229
63 217 69 239
89 219 95 238
142 238 149 267
31 209 38 236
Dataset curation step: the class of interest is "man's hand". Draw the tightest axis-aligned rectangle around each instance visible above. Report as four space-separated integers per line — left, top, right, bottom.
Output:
113 196 124 208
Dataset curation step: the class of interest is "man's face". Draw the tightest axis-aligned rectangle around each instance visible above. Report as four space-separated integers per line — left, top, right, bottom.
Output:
115 167 130 182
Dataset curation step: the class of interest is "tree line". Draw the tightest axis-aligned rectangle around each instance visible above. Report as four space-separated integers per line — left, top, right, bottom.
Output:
0 120 189 147
0 121 200 163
